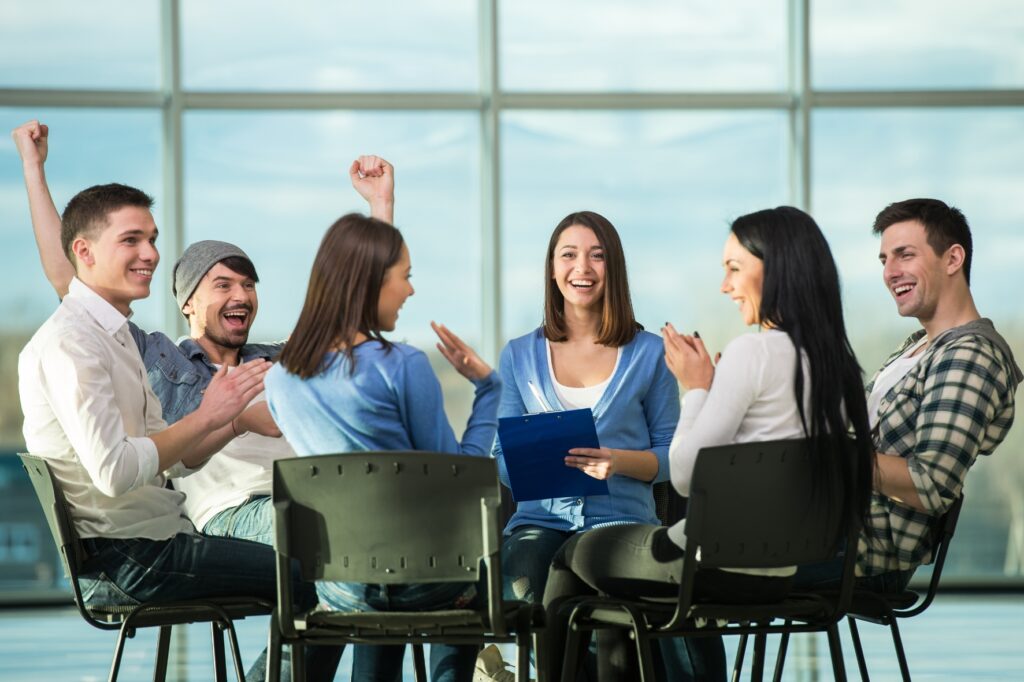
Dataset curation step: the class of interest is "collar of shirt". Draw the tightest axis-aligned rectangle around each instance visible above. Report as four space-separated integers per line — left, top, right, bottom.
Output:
178 336 276 365
67 277 132 338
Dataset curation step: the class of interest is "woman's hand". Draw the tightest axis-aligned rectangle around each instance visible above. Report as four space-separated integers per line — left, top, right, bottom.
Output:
432 321 493 382
662 322 715 391
565 447 617 480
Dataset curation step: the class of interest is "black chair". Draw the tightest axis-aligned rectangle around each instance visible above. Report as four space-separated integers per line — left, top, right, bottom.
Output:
268 452 544 682
558 438 861 682
842 495 965 681
18 453 273 682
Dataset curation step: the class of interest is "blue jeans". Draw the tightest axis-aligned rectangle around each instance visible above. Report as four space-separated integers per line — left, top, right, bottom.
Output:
794 555 916 593
318 580 480 682
504 525 714 682
79 532 340 682
203 495 274 547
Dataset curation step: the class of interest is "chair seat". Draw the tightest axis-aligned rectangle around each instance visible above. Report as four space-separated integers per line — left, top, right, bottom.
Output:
88 597 273 626
847 590 919 619
299 600 539 637
579 593 836 633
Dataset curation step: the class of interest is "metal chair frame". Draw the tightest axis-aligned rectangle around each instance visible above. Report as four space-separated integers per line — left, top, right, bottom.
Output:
268 452 543 682
558 439 862 682
19 453 272 682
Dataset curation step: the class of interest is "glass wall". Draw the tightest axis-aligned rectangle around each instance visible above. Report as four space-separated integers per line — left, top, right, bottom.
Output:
1 0 1022 600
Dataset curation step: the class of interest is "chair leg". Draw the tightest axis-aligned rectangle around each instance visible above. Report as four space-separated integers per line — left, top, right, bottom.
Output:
750 632 767 682
732 633 748 682
847 618 870 681
889 619 912 682
772 629 791 682
517 627 532 682
267 613 282 682
290 642 306 682
633 628 657 682
560 618 587 682
211 622 228 682
153 626 172 682
826 623 848 682
222 619 248 682
108 625 134 682
412 644 428 682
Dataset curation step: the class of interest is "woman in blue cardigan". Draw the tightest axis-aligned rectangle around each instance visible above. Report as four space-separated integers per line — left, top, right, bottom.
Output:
488 210 686 679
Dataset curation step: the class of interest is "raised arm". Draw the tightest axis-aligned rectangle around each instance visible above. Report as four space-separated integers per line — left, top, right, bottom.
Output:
349 154 395 224
12 121 74 297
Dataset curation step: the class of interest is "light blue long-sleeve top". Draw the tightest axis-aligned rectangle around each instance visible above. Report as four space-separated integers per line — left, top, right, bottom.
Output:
494 327 680 533
265 341 500 457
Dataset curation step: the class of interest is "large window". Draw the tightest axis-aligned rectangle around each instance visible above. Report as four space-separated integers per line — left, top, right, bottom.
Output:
2 0 1022 604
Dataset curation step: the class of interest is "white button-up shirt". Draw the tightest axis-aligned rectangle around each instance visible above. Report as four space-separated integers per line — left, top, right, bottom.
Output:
19 278 193 540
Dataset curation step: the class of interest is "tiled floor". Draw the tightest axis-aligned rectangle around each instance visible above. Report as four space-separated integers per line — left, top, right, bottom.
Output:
0 593 1021 680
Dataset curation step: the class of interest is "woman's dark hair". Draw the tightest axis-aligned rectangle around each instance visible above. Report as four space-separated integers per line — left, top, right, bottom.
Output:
543 211 642 346
278 213 404 379
731 206 874 531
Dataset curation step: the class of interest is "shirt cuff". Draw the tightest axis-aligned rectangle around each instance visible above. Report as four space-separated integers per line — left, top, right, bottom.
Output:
129 436 161 487
471 370 500 391
905 456 946 514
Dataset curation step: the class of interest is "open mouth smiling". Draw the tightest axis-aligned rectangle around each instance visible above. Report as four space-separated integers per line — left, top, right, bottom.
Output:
222 307 251 329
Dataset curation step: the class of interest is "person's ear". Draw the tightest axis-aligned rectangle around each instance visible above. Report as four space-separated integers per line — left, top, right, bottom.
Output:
945 244 966 277
71 237 94 268
182 299 194 316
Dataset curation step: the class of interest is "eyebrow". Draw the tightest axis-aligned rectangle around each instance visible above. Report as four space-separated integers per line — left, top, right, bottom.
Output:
880 245 913 259
117 228 158 239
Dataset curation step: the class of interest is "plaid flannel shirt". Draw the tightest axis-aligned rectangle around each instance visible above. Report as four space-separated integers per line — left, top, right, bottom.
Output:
858 326 1017 576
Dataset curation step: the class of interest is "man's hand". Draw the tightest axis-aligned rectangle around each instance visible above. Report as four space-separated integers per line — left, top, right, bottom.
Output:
197 359 271 430
565 447 617 480
233 400 282 438
12 120 49 168
349 155 395 223
431 321 492 382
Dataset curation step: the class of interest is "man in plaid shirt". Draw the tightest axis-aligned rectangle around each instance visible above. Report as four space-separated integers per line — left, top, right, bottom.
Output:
800 198 1021 592
858 198 1021 588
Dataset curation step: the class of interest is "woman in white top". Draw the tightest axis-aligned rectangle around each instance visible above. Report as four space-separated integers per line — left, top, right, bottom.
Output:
540 206 875 682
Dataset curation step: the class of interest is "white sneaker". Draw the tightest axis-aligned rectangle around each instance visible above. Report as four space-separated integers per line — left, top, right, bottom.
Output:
473 644 517 682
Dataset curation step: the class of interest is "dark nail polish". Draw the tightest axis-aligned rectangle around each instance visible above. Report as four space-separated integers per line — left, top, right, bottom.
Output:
693 331 701 338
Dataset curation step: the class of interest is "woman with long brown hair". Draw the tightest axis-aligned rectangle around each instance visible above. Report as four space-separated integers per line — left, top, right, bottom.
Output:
265 212 499 682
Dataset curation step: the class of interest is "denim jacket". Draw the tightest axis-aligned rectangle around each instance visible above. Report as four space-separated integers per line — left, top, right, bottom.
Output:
127 322 282 425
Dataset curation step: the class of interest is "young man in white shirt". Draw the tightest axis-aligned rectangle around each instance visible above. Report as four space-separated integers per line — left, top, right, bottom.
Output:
13 119 394 548
17 181 338 681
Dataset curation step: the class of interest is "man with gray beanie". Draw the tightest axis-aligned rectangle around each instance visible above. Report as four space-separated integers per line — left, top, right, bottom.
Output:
13 120 395 547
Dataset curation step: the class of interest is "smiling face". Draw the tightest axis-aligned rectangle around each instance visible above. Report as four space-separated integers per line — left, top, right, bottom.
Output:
721 232 764 327
183 262 258 350
376 242 414 332
72 205 159 315
551 225 606 312
879 219 951 322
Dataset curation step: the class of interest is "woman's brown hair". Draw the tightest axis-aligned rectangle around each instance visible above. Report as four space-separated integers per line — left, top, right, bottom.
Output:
542 210 641 347
278 213 405 378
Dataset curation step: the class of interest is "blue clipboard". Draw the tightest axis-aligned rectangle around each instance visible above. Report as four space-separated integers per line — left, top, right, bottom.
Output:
498 408 609 502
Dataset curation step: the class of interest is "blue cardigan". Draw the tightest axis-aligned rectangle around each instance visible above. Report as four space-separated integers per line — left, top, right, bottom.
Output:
266 340 500 457
494 327 680 533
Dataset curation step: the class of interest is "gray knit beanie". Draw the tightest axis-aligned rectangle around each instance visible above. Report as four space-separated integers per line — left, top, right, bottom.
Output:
172 240 254 312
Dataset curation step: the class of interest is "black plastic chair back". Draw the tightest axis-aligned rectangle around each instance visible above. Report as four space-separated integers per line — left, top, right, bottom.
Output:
19 453 94 617
273 452 501 584
684 438 848 571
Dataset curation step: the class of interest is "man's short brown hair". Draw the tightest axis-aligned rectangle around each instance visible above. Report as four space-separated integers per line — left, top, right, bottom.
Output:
61 183 154 264
873 198 973 285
